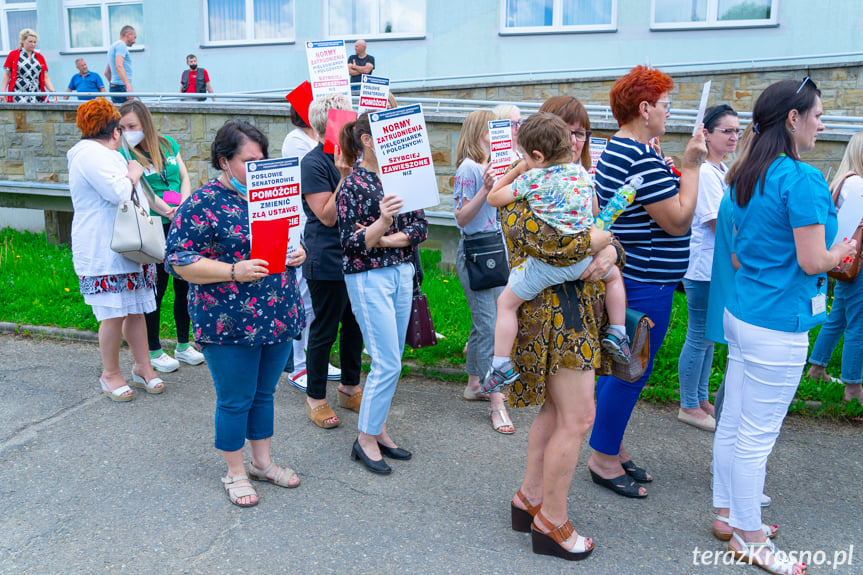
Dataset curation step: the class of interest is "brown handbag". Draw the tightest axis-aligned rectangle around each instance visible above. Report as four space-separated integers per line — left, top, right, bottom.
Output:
827 174 863 283
610 308 654 383
406 293 438 349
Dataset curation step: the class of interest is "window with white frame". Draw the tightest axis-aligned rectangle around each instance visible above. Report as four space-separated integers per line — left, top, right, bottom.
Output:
501 0 616 34
1 0 37 53
64 1 143 50
327 0 425 38
205 0 294 44
651 0 777 29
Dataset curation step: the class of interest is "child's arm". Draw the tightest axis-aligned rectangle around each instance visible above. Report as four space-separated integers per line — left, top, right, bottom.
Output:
592 195 600 217
487 160 529 207
588 224 613 255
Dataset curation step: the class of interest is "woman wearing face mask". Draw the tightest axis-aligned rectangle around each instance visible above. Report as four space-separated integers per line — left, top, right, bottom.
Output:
119 100 201 373
165 120 307 507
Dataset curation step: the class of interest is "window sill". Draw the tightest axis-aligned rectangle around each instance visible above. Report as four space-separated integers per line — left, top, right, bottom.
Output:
326 34 426 42
199 40 295 49
650 21 779 31
499 27 616 36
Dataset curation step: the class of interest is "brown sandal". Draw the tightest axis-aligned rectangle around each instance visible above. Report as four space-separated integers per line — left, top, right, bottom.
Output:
337 388 363 413
511 489 541 532
222 474 258 508
531 510 594 561
305 401 339 428
249 461 300 488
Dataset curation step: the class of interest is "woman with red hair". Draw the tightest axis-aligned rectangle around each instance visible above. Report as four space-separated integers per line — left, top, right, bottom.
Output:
587 66 707 498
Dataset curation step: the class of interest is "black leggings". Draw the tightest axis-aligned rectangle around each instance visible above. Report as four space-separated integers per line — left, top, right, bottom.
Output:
145 222 191 351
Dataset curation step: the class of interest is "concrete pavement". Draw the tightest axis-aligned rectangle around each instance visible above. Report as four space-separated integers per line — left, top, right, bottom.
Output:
0 334 860 574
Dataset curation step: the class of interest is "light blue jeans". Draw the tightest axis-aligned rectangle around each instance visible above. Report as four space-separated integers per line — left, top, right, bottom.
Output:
345 263 413 436
808 278 863 385
678 279 714 408
456 238 502 377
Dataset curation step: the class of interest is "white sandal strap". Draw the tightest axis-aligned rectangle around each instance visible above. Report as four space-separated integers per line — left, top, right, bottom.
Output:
717 515 776 537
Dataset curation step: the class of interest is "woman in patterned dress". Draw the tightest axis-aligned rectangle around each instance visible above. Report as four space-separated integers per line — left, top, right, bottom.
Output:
2 29 56 103
335 112 428 474
165 120 306 507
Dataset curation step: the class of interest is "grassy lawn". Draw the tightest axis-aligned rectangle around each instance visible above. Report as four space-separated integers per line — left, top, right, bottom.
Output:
1 228 859 417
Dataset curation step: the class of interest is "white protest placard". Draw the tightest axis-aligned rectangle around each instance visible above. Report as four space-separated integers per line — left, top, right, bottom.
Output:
832 191 863 247
370 104 439 214
359 75 390 112
246 157 303 274
305 40 350 99
488 120 514 180
588 136 608 175
693 80 712 136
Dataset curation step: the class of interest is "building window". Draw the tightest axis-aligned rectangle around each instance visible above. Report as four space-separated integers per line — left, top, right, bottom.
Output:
651 0 777 29
1 0 37 53
205 0 294 44
501 0 616 34
63 1 143 50
327 0 426 39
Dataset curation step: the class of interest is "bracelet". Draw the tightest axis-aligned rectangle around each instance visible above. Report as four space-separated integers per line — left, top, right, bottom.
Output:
231 263 236 283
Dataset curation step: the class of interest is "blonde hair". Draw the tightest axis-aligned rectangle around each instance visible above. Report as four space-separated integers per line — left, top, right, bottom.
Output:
830 132 863 194
492 104 520 121
455 110 495 168
19 28 37 46
308 94 352 139
119 100 171 174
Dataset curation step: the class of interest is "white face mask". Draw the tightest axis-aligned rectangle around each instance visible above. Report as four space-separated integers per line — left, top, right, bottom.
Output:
123 130 145 148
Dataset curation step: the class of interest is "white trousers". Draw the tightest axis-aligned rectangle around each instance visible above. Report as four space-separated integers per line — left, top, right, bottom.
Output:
712 310 808 531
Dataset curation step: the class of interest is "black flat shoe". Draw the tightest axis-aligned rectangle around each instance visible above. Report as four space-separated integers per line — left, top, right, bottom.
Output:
620 459 652 483
351 439 392 474
377 442 412 460
589 468 646 498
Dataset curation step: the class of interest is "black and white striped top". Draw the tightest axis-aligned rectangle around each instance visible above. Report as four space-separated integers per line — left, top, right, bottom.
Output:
594 136 689 283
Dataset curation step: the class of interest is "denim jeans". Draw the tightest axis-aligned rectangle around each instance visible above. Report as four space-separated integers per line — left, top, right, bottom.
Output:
456 238 502 377
201 341 292 452
808 278 863 384
345 263 413 436
712 311 808 531
109 84 128 104
678 279 714 408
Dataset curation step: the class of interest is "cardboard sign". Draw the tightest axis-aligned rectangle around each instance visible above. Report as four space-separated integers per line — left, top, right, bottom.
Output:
369 104 439 214
323 108 357 155
359 75 390 112
305 40 351 99
488 120 514 180
246 157 302 274
588 136 608 174
693 81 712 136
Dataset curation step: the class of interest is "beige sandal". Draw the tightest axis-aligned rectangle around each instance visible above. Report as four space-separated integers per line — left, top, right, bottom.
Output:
337 388 363 413
490 407 515 435
305 401 339 428
221 474 258 507
249 461 300 488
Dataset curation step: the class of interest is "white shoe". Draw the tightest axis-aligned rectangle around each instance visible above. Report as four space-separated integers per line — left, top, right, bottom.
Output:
761 493 772 507
288 370 307 391
327 363 341 380
174 345 205 366
150 351 180 373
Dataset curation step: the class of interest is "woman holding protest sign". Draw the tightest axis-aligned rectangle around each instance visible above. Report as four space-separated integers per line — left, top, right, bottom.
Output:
335 112 428 474
165 120 306 507
453 109 514 435
118 100 202 373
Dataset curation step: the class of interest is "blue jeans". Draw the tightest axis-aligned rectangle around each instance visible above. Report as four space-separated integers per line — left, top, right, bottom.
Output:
678 279 714 408
109 84 128 104
345 263 413 436
201 341 292 452
809 278 863 384
590 279 677 455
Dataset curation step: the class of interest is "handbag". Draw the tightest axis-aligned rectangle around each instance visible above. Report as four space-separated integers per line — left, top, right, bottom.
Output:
827 174 863 283
110 185 166 265
462 230 509 291
405 263 438 349
610 308 654 383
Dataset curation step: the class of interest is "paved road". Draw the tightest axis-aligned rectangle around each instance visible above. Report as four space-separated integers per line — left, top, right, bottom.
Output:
1 334 860 574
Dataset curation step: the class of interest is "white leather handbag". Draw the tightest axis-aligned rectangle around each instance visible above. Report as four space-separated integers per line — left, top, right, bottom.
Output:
110 184 165 264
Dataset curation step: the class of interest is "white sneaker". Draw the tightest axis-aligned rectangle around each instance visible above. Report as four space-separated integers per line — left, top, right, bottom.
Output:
150 351 180 373
327 363 341 380
288 370 307 391
175 345 205 366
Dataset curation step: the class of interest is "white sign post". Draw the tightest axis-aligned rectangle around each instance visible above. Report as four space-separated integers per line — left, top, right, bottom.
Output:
305 40 350 99
488 119 514 180
359 75 390 113
693 80 712 136
369 104 439 214
246 157 303 274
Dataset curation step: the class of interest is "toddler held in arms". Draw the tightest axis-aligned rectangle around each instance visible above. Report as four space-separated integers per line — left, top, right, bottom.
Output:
484 112 635 393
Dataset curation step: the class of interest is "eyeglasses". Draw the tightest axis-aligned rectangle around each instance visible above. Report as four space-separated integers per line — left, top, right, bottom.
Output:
512 120 523 129
715 128 743 137
795 76 811 95
654 99 673 113
570 129 592 142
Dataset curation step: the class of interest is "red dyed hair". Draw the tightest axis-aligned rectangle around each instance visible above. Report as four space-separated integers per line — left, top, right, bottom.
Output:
609 65 674 127
76 97 120 139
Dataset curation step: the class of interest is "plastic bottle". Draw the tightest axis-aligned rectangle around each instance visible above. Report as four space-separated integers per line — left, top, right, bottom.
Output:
596 175 642 230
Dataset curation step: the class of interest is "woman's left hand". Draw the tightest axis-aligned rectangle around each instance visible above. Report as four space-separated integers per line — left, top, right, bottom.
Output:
579 245 618 282
287 245 306 267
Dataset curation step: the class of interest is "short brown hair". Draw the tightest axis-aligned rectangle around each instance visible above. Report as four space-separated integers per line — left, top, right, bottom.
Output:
516 112 572 166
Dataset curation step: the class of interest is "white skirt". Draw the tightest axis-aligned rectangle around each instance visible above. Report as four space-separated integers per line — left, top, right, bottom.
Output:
84 287 156 322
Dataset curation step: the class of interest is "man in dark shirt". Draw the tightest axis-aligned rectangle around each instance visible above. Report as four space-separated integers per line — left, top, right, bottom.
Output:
347 39 374 93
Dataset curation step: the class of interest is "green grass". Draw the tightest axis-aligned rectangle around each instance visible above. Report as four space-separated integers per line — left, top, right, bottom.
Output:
2 228 859 417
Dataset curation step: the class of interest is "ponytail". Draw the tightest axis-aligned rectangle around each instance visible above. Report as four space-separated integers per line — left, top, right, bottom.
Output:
338 112 372 167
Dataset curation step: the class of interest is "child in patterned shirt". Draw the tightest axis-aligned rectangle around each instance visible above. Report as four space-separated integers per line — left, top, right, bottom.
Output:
484 112 631 393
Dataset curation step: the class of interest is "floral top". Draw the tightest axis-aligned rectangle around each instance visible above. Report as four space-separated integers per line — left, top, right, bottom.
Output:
511 163 595 234
336 166 428 275
164 180 304 346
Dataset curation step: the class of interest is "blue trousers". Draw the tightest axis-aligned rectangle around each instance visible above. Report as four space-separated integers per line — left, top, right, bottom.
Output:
590 279 676 455
808 278 863 384
201 341 292 452
678 279 714 408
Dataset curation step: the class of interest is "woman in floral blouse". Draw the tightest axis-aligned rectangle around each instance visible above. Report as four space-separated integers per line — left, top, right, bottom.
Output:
165 120 306 507
335 112 428 474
